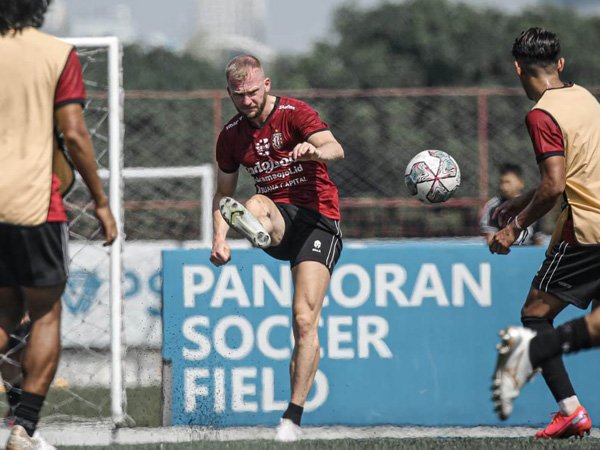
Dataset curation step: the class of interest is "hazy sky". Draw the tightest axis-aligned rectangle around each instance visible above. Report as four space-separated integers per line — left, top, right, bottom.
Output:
50 0 382 53
266 0 381 53
49 0 538 53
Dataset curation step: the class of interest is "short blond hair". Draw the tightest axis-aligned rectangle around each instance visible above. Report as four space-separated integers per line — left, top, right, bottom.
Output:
225 55 263 83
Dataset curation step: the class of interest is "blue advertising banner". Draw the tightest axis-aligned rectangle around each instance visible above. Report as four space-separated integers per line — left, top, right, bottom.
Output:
162 242 600 426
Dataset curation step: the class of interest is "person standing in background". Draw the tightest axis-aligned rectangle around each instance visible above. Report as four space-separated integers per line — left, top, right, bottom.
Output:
480 163 545 246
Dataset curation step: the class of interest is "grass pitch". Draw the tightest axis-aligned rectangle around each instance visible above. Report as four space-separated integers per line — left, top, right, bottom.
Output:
60 437 600 450
34 387 600 449
42 386 162 426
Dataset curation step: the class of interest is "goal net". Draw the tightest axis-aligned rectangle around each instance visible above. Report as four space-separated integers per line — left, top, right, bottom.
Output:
0 37 126 426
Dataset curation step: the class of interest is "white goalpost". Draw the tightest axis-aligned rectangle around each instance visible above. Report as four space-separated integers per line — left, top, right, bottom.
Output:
62 36 126 425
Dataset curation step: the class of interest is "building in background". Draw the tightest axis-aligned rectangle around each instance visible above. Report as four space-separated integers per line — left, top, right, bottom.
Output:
185 0 275 64
72 4 136 43
44 0 137 44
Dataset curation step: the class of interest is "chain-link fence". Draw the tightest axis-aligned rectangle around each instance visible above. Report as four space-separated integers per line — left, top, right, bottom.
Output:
125 86 600 240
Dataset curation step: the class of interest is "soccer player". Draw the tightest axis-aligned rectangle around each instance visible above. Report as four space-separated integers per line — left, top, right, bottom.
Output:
480 163 545 246
488 27 600 438
0 1 118 449
210 55 344 441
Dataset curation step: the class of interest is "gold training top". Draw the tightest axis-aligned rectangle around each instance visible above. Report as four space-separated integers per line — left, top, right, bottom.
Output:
533 84 600 245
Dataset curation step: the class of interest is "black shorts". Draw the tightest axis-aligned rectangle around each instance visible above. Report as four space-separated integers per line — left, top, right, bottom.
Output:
264 203 343 273
0 221 69 287
532 241 600 309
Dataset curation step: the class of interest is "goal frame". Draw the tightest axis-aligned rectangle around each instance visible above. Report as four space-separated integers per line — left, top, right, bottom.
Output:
62 36 126 425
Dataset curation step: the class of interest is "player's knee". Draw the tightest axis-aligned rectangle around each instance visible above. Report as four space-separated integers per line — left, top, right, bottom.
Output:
293 312 318 341
245 196 264 214
521 315 554 332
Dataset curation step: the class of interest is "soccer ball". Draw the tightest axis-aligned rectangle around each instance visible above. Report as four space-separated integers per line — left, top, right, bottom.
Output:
404 150 461 204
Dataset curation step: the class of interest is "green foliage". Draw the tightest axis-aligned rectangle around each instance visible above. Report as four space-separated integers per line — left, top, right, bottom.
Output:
123 44 222 89
121 1 600 90
270 0 600 88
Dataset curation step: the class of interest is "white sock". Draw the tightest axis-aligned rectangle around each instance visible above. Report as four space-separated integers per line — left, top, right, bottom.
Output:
559 395 580 416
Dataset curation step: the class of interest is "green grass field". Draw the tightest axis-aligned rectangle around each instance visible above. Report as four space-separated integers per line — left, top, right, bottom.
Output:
60 438 600 450
42 386 162 427
31 387 600 450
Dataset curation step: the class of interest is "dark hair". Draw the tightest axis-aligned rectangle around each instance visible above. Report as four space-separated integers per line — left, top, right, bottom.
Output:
512 27 561 69
499 163 523 178
0 0 51 36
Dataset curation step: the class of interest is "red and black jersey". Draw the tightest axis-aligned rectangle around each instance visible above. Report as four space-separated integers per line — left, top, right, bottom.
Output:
217 96 340 219
55 49 86 109
525 109 565 163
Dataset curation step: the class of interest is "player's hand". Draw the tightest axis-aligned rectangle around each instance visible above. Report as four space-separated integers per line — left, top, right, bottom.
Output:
492 195 528 228
489 223 520 255
95 204 118 246
210 240 231 266
291 142 321 161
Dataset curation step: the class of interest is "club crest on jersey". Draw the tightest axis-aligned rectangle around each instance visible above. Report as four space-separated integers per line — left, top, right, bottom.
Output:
254 138 270 156
271 132 284 150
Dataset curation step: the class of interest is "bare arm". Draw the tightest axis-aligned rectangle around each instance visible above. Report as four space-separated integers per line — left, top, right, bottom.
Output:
492 189 536 228
291 130 344 162
515 156 565 229
210 169 239 266
54 104 117 246
490 156 565 254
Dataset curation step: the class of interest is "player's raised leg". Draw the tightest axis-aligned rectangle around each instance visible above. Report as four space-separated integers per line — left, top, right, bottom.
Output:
220 196 270 247
219 194 287 248
276 261 330 442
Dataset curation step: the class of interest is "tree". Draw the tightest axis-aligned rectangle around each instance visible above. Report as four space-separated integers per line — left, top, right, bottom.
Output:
271 0 600 88
123 44 222 90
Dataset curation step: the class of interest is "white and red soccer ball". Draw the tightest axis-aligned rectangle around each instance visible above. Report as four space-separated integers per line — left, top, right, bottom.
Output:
404 150 461 204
